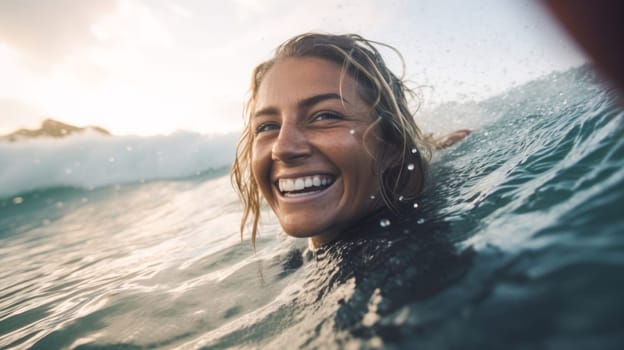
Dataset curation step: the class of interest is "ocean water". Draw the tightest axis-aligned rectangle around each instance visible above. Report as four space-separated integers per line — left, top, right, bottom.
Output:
1 65 623 349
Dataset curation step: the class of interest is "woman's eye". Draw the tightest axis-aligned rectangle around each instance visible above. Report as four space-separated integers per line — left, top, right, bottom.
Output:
313 112 342 121
255 123 279 134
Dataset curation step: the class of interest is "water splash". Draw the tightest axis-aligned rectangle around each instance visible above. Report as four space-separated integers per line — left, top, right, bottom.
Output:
379 218 391 227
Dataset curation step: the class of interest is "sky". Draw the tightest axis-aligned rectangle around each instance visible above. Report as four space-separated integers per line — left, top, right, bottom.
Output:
0 0 586 136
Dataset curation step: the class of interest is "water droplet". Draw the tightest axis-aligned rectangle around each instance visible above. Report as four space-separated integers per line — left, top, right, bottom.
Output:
369 336 383 348
55 201 64 208
411 148 418 154
65 168 73 174
81 197 88 203
370 195 376 200
108 156 115 163
398 195 404 201
12 197 24 205
126 145 133 151
42 219 50 226
417 218 425 224
413 203 419 208
349 129 355 135
407 163 415 171
379 218 391 228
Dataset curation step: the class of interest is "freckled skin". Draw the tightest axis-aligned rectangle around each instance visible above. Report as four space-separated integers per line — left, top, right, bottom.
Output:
251 57 383 248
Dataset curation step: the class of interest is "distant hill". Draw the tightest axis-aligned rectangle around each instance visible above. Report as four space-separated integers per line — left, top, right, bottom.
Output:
1 119 111 142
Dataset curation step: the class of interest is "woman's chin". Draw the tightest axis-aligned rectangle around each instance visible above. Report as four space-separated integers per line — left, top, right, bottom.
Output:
281 224 325 239
280 221 339 246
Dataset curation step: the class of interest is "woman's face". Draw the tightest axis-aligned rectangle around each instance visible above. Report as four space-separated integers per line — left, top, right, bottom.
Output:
251 57 383 247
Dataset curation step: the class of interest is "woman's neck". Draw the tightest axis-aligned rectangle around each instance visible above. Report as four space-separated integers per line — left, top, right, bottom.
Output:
307 204 393 250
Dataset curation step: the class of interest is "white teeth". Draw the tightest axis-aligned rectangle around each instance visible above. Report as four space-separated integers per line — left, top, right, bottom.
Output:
313 176 321 186
278 175 334 193
294 178 304 190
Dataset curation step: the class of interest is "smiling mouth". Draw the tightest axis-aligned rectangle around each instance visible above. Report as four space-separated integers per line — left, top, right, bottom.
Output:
276 175 336 197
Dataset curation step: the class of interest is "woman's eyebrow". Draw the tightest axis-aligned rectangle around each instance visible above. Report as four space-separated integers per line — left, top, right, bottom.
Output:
253 93 350 119
299 93 350 109
253 106 278 119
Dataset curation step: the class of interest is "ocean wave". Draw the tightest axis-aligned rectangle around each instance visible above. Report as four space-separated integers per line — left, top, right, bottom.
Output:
419 64 601 135
0 130 238 199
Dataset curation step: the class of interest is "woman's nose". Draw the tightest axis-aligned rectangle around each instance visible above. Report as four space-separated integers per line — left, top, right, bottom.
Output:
271 123 311 162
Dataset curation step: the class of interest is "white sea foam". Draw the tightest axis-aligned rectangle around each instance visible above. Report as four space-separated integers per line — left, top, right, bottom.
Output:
0 130 238 198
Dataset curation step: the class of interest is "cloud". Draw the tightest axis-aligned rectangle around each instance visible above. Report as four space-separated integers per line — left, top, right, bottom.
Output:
0 97 44 133
0 0 118 71
0 0 175 76
0 0 586 136
164 1 192 18
90 0 174 49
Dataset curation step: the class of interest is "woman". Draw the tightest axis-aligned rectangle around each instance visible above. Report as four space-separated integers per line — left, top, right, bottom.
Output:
232 33 468 248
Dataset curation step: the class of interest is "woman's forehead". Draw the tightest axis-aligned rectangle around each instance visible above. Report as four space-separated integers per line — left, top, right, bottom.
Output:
264 57 347 85
255 57 361 105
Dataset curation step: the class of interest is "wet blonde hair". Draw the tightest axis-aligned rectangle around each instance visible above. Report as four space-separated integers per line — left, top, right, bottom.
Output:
231 33 432 245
